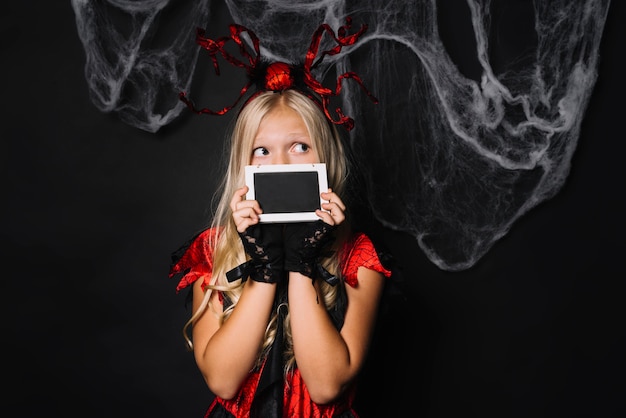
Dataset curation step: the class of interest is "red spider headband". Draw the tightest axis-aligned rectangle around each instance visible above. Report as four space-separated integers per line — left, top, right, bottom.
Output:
179 17 378 131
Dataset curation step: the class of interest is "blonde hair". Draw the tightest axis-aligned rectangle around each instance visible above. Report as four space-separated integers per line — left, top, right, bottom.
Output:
183 90 350 373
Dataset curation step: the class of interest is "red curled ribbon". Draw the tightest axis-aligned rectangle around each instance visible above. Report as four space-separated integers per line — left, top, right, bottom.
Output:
179 17 378 131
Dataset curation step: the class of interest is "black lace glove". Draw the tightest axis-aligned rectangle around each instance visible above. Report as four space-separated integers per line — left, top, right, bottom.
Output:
228 223 284 284
283 220 338 285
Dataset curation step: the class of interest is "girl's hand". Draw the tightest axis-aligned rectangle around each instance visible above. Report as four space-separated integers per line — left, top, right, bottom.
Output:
231 186 262 233
317 188 346 226
284 220 336 279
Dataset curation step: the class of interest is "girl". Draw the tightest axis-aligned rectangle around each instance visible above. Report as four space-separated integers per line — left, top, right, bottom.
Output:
170 21 391 418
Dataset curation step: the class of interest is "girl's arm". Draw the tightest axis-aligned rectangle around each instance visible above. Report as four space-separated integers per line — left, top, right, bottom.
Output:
191 277 277 400
288 267 385 404
287 188 387 404
191 186 279 399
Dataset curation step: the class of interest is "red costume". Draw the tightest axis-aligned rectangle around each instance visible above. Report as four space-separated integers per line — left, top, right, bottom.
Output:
170 228 392 418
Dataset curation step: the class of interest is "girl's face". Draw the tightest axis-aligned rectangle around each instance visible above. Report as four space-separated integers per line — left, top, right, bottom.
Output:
250 104 319 165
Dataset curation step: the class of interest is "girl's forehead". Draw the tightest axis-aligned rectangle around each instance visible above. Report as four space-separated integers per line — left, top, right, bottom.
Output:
255 108 308 135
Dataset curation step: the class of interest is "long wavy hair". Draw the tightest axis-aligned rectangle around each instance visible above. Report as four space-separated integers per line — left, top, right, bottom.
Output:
183 89 351 374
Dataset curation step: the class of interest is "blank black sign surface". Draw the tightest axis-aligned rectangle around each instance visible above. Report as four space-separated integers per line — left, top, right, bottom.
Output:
254 171 320 213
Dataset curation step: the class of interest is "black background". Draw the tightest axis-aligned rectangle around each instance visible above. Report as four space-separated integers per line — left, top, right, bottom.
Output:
3 1 625 417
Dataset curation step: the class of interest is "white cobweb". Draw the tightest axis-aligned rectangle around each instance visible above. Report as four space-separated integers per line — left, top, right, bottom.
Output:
71 0 612 271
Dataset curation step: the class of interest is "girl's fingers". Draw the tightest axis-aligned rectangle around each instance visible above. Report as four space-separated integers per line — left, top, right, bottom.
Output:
318 189 346 225
234 206 261 232
230 186 249 211
321 189 346 212
231 186 262 232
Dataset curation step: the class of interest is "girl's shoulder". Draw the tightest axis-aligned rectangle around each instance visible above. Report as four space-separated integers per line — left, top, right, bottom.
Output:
340 232 393 287
168 226 221 292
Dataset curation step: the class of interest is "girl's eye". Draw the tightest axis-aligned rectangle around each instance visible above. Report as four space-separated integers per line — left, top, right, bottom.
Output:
292 143 310 153
252 147 269 157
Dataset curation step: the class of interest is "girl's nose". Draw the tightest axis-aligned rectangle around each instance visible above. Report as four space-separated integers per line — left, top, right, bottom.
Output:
272 152 288 165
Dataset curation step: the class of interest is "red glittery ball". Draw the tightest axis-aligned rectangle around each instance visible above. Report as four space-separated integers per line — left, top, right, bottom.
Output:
264 62 294 91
